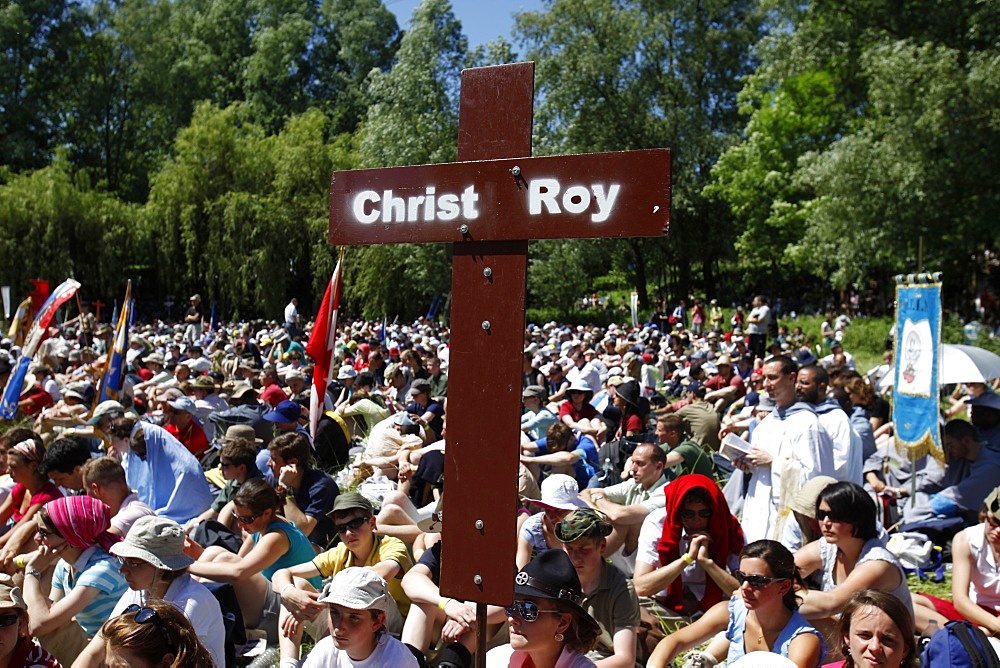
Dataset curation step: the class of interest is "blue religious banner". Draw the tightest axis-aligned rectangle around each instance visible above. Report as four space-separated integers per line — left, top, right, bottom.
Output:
892 274 944 463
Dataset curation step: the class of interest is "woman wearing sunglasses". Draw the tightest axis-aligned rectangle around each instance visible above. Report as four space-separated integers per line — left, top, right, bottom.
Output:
913 485 1000 645
101 599 214 667
0 573 59 667
186 478 320 643
21 495 128 666
647 540 823 668
794 481 913 636
486 549 602 667
73 515 225 667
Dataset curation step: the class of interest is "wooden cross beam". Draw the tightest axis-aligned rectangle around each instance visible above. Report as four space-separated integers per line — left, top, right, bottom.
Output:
329 61 670 611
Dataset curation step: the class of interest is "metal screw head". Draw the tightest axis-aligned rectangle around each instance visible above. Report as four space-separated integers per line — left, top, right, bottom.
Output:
481 320 491 331
483 267 492 278
475 520 484 530
511 166 521 177
459 224 469 235
473 575 483 586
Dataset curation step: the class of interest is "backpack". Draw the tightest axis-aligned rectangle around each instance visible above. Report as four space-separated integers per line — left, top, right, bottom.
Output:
595 437 642 487
921 620 1000 668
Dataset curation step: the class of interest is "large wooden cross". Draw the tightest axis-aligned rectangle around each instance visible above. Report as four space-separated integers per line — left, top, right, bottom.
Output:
329 60 669 621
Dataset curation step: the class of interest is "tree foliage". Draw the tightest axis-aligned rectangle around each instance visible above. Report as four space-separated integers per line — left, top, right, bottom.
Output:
515 0 765 307
709 0 1000 296
0 0 998 322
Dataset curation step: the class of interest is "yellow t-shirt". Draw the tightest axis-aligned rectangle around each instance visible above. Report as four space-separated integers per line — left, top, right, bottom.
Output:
313 536 413 614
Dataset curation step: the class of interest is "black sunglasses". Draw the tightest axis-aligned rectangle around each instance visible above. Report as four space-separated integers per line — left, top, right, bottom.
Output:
815 509 845 523
123 604 170 642
333 516 370 535
733 570 786 590
504 600 563 623
680 508 713 520
34 526 61 539
0 613 19 628
231 509 261 525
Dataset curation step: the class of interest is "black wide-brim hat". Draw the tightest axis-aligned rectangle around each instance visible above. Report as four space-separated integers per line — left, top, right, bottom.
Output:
513 549 601 637
615 379 641 410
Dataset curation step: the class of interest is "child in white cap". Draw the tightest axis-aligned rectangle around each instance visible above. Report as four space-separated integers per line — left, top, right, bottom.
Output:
299 567 418 667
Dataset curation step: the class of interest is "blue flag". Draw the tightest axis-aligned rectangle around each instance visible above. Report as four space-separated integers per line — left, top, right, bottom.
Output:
892 279 943 463
95 281 133 407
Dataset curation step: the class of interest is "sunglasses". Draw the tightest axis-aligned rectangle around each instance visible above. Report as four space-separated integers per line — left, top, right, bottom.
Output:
680 509 713 520
116 557 148 569
333 516 370 535
219 461 235 469
231 509 261 525
34 526 61 539
123 604 170 641
0 613 19 628
815 509 845 523
504 600 564 623
734 570 786 589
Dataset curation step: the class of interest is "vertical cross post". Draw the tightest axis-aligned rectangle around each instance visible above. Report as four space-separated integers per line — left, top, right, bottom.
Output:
439 62 534 613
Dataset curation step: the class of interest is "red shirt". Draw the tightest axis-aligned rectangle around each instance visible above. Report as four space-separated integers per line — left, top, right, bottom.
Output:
166 420 210 457
10 482 63 523
704 372 746 399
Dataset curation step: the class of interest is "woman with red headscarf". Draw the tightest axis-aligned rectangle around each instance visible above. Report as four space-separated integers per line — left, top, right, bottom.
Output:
20 495 128 666
633 474 743 618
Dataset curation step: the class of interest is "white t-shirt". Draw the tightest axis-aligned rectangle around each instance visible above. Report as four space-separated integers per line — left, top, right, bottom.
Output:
110 573 225 667
302 633 419 667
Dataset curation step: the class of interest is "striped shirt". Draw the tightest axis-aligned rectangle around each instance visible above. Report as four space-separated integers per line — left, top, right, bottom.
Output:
51 546 129 636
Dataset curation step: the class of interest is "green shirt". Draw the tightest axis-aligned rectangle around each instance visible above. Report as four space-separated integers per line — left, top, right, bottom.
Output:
662 438 714 479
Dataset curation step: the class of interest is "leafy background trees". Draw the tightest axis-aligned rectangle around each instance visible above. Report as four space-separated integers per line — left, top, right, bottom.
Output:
1 0 997 323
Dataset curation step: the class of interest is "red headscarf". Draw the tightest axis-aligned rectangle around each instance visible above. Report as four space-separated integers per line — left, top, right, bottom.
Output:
656 474 744 613
44 496 122 554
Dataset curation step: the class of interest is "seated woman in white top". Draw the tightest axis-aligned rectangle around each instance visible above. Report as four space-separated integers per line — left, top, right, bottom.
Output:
913 484 1000 645
73 515 225 667
794 482 913 638
647 540 824 668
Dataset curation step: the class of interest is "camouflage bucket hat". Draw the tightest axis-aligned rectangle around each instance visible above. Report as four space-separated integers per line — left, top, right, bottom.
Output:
555 508 613 543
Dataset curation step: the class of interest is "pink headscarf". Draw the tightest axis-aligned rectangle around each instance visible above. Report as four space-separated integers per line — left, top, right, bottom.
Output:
43 496 122 554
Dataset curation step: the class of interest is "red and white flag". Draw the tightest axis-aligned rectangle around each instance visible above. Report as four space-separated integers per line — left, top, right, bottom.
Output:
306 250 345 440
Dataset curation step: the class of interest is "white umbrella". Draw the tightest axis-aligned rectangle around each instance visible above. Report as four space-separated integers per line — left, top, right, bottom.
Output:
881 343 1000 388
940 343 1000 385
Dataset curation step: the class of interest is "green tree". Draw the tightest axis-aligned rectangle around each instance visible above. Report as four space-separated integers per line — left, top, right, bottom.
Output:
348 0 469 319
515 0 765 307
0 157 141 301
708 0 1000 296
0 0 86 171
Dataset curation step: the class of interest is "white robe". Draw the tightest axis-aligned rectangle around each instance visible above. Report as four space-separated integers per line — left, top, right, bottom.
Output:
741 402 835 543
815 399 863 485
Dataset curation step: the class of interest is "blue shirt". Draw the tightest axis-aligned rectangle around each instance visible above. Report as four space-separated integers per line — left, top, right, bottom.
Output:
255 521 323 589
725 595 823 666
51 547 129 637
535 431 599 489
